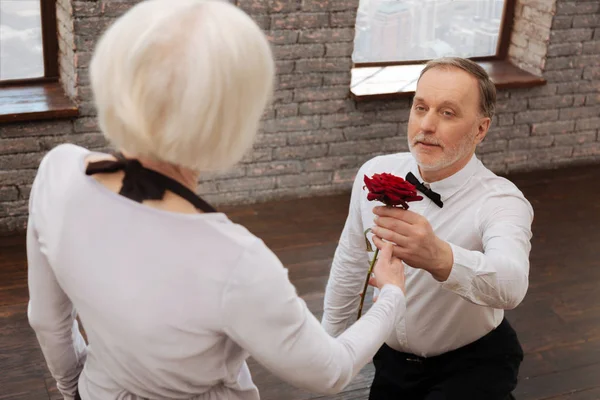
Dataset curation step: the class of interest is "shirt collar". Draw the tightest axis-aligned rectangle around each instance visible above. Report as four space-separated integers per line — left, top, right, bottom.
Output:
409 154 480 203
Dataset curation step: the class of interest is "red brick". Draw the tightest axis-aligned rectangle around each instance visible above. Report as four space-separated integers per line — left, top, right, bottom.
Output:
295 58 352 73
275 104 299 118
278 74 322 90
531 120 575 135
322 72 351 86
271 13 329 30
266 30 299 45
276 61 295 75
343 123 399 140
276 171 332 188
299 29 355 43
274 144 328 160
263 116 320 133
237 0 269 14
287 129 344 146
273 44 324 60
294 86 349 102
247 161 303 177
330 11 357 27
554 131 597 146
299 100 351 115
573 143 600 157
325 43 354 57
302 0 359 12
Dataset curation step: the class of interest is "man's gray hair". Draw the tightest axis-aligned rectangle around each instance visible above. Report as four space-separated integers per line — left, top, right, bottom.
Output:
419 57 497 120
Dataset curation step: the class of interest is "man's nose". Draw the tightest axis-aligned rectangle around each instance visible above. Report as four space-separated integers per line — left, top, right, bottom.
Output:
419 111 437 134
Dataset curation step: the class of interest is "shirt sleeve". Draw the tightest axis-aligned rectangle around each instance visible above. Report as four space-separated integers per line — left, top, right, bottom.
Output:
321 164 374 338
26 170 87 400
441 189 534 310
221 239 405 396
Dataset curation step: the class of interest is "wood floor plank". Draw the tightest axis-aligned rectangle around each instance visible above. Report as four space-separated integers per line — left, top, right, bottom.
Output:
547 387 600 400
0 304 49 399
0 388 49 400
514 362 600 400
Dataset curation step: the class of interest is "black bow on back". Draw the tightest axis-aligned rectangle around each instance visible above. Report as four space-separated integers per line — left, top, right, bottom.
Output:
85 154 217 213
86 157 164 203
406 172 444 208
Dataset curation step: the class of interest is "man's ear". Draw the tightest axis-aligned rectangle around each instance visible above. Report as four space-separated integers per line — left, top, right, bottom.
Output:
475 117 491 144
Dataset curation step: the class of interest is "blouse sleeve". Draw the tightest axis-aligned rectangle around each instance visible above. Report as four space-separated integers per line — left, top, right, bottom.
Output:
26 164 87 400
221 239 405 395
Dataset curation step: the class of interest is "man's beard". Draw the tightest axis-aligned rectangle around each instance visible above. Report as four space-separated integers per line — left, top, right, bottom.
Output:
409 132 476 172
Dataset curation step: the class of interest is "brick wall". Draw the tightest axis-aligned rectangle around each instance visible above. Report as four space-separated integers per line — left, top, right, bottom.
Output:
509 0 554 75
0 0 599 234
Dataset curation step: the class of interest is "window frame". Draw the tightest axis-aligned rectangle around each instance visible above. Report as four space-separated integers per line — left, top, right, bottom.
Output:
349 0 547 101
0 0 77 123
352 0 517 69
0 0 60 86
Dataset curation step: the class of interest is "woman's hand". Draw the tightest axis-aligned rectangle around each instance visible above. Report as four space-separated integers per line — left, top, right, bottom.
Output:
369 242 405 294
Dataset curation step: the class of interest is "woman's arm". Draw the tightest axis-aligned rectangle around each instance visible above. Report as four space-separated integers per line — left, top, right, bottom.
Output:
221 240 405 395
27 188 87 399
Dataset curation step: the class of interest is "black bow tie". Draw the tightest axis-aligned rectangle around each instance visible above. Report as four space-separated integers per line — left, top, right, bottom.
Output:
406 172 444 208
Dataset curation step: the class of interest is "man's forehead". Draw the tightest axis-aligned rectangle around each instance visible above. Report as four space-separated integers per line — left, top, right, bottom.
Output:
415 67 478 103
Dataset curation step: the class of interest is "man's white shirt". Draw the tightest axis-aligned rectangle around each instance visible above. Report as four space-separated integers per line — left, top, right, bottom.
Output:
322 152 534 357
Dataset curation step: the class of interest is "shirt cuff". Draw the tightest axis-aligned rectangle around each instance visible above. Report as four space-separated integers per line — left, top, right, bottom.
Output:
378 284 406 326
379 283 404 298
440 243 477 297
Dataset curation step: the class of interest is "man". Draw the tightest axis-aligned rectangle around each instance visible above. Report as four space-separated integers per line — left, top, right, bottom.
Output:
322 57 533 400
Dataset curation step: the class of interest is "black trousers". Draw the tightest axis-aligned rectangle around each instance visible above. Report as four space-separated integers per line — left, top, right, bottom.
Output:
369 318 523 400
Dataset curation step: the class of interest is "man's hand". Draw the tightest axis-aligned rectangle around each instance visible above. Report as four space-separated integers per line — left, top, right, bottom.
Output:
371 206 454 282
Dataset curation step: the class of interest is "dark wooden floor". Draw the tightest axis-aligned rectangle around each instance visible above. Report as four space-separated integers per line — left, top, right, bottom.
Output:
2 163 600 399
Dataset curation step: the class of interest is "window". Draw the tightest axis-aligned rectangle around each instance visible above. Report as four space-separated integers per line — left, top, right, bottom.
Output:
353 0 508 65
0 0 58 83
0 0 75 124
0 1 43 80
350 0 546 100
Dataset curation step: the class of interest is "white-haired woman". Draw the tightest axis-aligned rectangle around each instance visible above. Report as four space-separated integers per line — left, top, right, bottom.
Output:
26 1 407 399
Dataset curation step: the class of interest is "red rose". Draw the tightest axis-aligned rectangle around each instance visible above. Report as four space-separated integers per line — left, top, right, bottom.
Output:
363 173 423 209
356 172 424 319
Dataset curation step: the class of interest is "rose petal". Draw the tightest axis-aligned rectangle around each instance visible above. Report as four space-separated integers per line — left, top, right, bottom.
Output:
364 173 424 207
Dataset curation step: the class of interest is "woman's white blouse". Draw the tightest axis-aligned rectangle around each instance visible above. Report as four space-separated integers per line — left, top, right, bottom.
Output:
26 144 406 400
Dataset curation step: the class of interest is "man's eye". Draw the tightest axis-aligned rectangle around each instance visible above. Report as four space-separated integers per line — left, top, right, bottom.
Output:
443 111 454 117
415 105 426 111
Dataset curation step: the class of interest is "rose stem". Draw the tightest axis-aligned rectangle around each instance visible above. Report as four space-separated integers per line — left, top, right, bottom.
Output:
357 247 379 320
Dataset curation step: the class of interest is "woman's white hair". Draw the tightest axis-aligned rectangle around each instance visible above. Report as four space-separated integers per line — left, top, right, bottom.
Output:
90 0 275 172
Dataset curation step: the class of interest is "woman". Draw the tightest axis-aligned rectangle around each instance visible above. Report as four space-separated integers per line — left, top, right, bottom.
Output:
26 1 406 399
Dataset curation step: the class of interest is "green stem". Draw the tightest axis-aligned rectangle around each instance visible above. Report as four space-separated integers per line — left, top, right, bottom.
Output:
357 247 380 320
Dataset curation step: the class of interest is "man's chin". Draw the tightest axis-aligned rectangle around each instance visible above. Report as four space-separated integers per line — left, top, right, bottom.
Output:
417 161 444 171
410 150 443 170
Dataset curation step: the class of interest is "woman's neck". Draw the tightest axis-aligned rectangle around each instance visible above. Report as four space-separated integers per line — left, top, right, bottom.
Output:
121 151 199 191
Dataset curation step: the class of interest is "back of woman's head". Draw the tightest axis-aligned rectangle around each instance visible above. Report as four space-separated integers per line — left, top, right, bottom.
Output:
90 0 275 172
